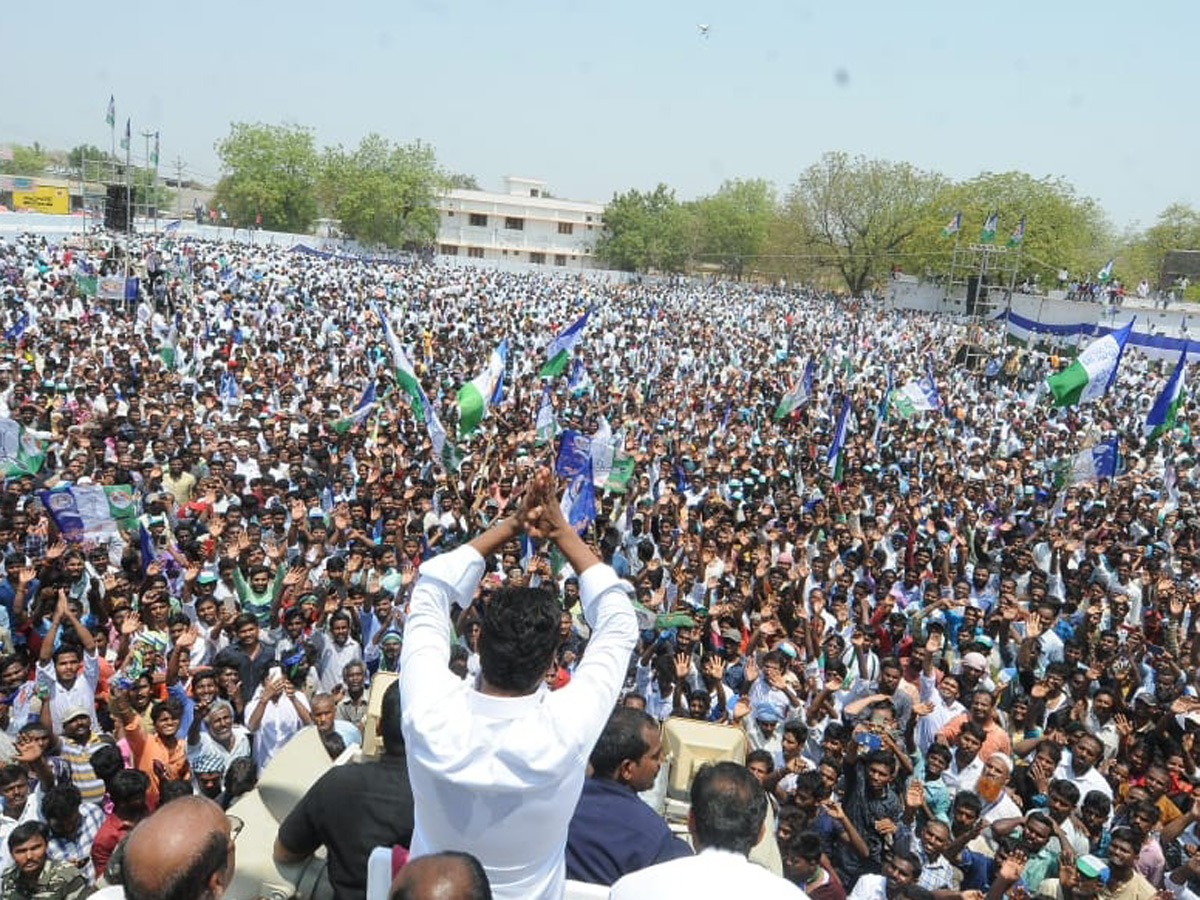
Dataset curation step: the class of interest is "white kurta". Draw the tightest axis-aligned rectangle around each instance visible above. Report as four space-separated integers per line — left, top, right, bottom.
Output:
400 544 637 900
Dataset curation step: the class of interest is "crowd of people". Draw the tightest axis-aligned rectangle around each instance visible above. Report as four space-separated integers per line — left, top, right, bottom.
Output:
0 227 1196 900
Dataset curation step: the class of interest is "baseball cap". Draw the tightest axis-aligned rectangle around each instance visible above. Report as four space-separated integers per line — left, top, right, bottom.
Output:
752 703 781 723
61 705 91 723
961 652 988 671
1076 855 1109 883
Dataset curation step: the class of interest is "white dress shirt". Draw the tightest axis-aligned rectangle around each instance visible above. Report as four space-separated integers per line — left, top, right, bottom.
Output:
400 544 637 900
610 847 809 899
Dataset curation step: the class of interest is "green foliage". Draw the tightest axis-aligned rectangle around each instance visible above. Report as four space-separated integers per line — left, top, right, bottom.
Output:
903 172 1112 286
1118 203 1200 292
446 173 480 190
785 152 947 294
0 143 49 177
319 135 446 249
692 179 774 276
130 167 174 215
595 184 691 273
213 123 319 233
65 145 111 177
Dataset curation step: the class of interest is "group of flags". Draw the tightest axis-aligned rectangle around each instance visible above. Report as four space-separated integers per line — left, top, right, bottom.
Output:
106 95 157 167
941 211 1025 248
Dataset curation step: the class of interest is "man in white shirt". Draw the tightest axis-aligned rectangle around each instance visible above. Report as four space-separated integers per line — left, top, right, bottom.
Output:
846 850 923 900
1053 733 1113 801
400 468 638 900
611 760 807 899
35 594 100 734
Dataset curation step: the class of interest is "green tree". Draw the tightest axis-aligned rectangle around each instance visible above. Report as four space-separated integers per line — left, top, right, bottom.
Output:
595 184 689 273
0 143 48 177
66 144 111 178
446 173 481 190
692 179 775 277
903 172 1112 287
1119 203 1200 296
319 134 446 249
213 123 318 233
783 152 947 295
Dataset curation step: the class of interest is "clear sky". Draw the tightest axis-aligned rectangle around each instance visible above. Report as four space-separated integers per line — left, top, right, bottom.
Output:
2 0 1194 229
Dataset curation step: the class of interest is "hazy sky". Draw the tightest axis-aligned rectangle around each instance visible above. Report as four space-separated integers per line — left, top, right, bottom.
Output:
3 0 1193 229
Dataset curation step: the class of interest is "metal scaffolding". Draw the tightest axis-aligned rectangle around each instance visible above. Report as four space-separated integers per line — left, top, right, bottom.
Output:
943 241 1022 321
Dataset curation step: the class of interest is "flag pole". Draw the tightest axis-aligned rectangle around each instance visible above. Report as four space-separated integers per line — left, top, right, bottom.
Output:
124 119 132 283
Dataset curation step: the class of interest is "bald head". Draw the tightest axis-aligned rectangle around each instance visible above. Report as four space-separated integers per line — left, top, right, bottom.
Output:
124 796 234 900
390 852 491 900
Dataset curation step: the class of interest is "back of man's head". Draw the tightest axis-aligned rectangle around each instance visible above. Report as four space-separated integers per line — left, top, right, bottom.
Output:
477 585 561 693
689 761 767 856
390 851 491 900
589 707 654 780
379 680 405 755
123 795 232 900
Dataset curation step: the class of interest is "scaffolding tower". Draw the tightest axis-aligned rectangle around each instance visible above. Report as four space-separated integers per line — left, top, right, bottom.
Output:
941 242 1022 370
77 154 162 234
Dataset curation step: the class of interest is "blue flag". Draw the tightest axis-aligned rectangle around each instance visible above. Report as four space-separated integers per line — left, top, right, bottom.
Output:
139 525 157 576
561 460 597 534
4 313 28 342
555 429 592 479
827 398 851 470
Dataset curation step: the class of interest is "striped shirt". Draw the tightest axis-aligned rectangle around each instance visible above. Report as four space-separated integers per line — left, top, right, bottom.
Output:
58 735 110 805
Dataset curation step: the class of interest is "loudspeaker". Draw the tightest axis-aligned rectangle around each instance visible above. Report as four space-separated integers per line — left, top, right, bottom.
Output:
104 184 132 231
965 275 980 317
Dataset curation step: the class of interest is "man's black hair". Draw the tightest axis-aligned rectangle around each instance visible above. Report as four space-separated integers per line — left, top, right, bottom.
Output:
109 768 150 811
690 761 767 856
41 782 81 823
7 820 47 852
783 829 824 864
379 680 405 755
477 584 562 693
590 707 654 779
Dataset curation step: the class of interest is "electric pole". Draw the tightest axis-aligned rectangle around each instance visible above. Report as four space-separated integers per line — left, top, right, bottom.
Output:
174 156 185 223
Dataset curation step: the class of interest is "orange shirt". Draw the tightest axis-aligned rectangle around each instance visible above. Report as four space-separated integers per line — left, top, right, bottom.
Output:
936 712 1012 761
120 709 191 804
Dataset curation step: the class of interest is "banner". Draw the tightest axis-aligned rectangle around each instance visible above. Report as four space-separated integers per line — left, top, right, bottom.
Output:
1002 310 1200 363
11 186 69 215
38 484 139 540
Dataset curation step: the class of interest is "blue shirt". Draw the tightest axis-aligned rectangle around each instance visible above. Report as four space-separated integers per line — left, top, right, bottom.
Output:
566 777 692 886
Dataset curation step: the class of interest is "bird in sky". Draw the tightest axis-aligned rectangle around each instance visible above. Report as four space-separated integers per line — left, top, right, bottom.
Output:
697 24 710 38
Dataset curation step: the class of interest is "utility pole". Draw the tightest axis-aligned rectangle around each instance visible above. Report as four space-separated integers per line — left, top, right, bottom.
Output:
140 130 155 229
174 156 185 224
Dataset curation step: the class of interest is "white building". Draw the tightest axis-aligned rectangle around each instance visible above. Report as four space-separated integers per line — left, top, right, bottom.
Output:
435 176 604 269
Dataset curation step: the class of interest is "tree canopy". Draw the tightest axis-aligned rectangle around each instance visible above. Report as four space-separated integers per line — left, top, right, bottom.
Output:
319 135 446 249
213 123 319 233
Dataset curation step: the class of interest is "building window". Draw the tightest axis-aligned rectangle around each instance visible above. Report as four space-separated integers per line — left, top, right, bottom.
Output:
557 222 573 235
530 252 546 264
585 215 593 222
447 210 454 217
530 189 540 198
554 254 567 266
468 247 484 259
440 244 458 256
469 213 487 227
504 217 524 231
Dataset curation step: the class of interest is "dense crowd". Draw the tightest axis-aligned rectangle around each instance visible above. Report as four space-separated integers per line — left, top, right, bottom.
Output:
0 228 1195 900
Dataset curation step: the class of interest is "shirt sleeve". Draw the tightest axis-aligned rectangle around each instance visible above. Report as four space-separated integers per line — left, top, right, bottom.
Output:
398 545 485 752
82 646 100 689
276 778 326 857
549 563 637 754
